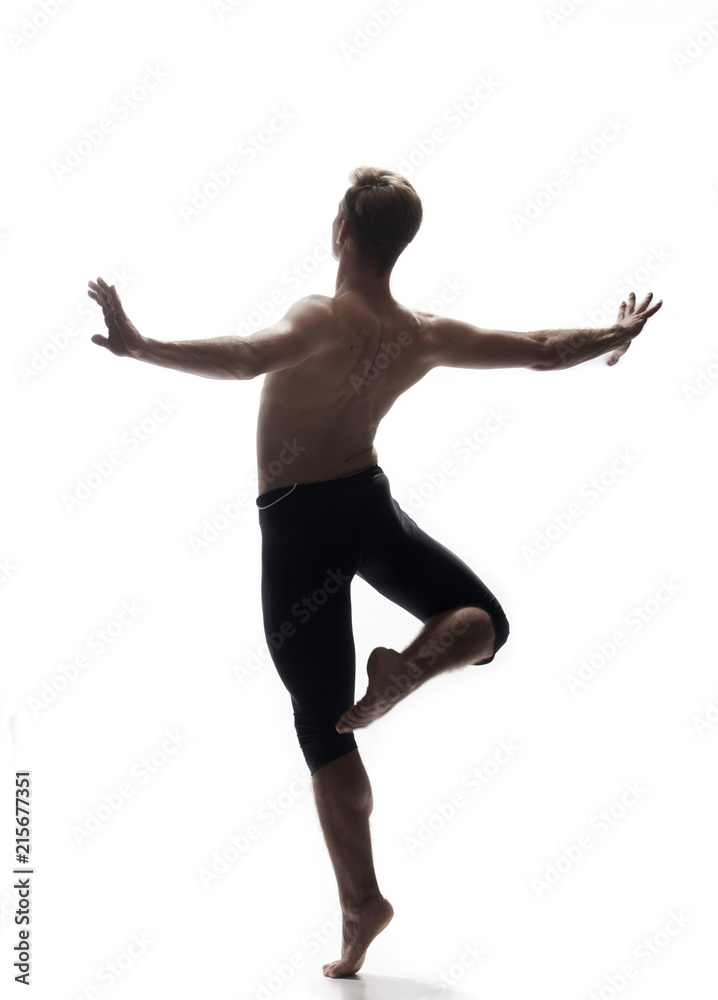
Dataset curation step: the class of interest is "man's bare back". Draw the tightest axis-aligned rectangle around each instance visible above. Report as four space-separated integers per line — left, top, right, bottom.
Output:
255 291 436 493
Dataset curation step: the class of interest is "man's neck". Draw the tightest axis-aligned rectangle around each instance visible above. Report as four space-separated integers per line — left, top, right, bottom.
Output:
334 259 396 307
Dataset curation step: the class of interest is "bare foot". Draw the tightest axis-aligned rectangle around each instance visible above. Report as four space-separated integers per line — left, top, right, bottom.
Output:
322 894 395 977
336 646 423 733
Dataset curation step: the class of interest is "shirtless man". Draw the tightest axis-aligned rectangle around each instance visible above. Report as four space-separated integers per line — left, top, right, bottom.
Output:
88 166 662 979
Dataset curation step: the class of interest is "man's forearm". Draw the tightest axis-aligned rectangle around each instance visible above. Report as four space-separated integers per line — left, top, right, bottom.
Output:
135 336 256 379
533 324 624 371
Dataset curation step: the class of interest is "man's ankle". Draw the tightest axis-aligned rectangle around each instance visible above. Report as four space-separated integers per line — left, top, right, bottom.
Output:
341 889 383 913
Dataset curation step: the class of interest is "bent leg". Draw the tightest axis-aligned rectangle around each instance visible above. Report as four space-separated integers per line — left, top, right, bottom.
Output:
336 472 510 732
352 476 510 663
336 604 495 733
402 604 496 678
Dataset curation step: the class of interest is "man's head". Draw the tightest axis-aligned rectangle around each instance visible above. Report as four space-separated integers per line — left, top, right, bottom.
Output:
332 166 423 279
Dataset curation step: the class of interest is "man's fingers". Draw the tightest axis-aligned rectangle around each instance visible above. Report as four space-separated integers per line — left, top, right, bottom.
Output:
88 278 127 320
91 334 108 347
632 299 663 324
109 284 126 318
88 280 122 327
88 281 112 308
90 278 117 307
617 300 627 321
607 341 630 366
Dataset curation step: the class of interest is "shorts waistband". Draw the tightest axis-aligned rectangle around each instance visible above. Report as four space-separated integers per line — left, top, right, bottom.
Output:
256 464 383 508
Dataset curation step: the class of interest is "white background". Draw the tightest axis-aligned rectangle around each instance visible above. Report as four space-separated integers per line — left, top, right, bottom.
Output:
1 0 717 997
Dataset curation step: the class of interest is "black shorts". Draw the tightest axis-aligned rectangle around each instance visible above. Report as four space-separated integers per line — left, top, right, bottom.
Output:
255 464 509 774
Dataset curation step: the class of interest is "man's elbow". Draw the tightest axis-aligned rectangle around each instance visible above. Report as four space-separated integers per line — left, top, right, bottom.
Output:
234 341 261 379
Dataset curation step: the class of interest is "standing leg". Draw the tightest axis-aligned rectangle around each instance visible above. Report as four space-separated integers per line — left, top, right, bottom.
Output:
312 749 394 978
256 485 394 978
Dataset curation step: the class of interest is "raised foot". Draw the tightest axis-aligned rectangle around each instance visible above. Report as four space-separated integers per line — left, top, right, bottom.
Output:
335 647 423 733
322 895 394 978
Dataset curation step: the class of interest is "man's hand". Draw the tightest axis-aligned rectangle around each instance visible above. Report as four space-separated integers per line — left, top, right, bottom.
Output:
606 291 663 367
88 277 145 358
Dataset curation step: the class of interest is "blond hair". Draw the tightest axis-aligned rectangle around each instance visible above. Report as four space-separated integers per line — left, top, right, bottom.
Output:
341 166 423 277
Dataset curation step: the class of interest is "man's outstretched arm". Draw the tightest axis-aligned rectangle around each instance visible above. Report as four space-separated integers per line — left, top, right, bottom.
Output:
426 291 663 372
87 277 326 379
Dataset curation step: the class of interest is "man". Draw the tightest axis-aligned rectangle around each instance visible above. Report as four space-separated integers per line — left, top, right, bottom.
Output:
88 166 662 979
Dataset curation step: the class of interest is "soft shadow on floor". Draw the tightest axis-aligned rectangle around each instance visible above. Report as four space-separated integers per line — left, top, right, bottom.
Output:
315 972 472 998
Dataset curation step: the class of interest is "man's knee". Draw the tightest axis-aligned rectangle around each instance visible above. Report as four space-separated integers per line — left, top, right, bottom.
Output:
295 721 358 776
472 602 509 665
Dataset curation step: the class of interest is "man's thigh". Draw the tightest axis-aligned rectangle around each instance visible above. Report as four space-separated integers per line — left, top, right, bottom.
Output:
256 491 361 719
355 478 510 656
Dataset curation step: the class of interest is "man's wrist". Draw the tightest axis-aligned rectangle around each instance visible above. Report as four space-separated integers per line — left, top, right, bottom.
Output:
549 324 622 370
133 336 158 362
